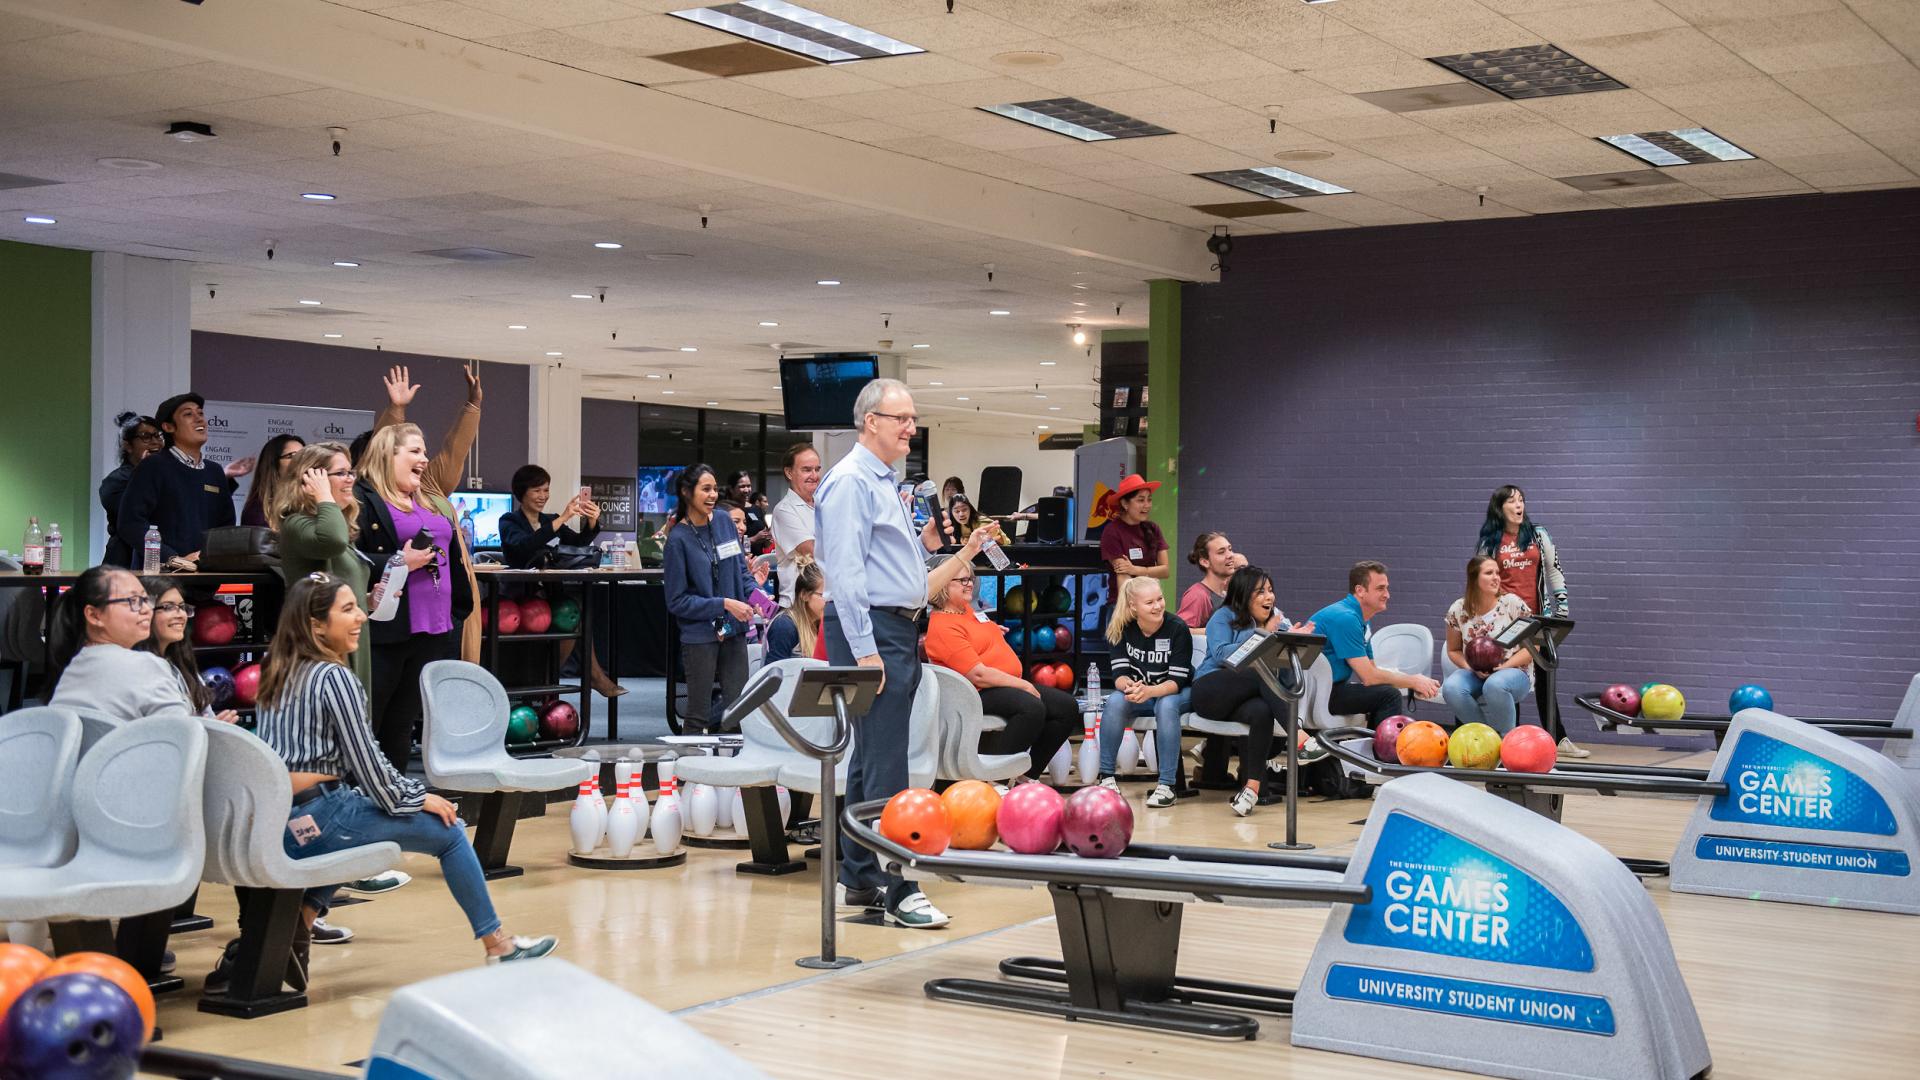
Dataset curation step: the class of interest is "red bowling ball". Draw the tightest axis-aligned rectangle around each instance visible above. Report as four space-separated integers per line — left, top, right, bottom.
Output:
488 599 522 635
1500 725 1557 774
1600 683 1642 717
1373 715 1414 764
539 700 579 741
190 602 238 646
230 662 262 708
1464 633 1506 675
519 597 553 634
996 782 1065 854
1059 785 1133 859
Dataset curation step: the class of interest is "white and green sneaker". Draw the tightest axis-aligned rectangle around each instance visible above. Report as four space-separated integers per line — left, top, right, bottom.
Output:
1145 784 1178 808
1097 775 1120 791
341 871 411 896
884 891 950 930
486 935 559 965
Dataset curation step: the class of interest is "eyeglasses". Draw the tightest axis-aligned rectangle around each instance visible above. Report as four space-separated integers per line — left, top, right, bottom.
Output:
132 430 165 443
952 578 976 588
325 469 355 479
99 595 153 613
154 601 195 616
869 411 918 429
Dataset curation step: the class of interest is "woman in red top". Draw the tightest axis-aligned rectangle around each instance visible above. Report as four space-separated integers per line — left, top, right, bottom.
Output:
924 556 1078 779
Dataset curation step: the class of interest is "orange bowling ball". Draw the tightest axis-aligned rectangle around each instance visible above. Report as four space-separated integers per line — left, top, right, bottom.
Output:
879 788 951 855
45 951 155 1041
0 942 52 1019
1395 721 1450 768
940 780 1003 850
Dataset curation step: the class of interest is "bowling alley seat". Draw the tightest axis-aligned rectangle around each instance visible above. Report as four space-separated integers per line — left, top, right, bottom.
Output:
196 719 402 1018
0 706 84 871
64 704 123 755
1180 630 1263 742
0 713 207 983
1369 622 1435 714
419 661 594 881
931 666 1028 783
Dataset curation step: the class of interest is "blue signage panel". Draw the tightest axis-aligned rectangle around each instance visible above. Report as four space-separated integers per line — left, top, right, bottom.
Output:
1345 812 1594 972
1695 834 1910 877
1709 732 1896 835
1324 963 1616 1035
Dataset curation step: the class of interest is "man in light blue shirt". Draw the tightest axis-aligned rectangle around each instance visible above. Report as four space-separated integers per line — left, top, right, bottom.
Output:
1308 560 1440 727
815 377 948 928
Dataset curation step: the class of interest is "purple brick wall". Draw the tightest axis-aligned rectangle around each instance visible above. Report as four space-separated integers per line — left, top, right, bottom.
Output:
1179 189 1920 739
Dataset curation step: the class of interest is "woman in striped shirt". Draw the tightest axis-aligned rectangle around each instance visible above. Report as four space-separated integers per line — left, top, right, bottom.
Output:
253 573 557 966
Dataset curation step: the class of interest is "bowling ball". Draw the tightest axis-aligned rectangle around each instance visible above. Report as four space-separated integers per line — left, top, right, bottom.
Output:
1002 586 1031 615
519 597 553 634
0 972 145 1079
1028 664 1055 689
1373 715 1414 764
941 780 1002 850
1042 585 1073 614
550 597 582 633
43 953 154 1043
879 788 950 856
1729 684 1774 714
1053 623 1073 652
1004 624 1026 652
190 602 237 646
1500 724 1556 773
1031 626 1056 652
1059 785 1133 858
1464 633 1505 675
230 662 262 708
1640 681 1660 697
1641 684 1686 721
1395 721 1449 768
997 782 1065 854
489 598 522 635
1448 722 1503 770
200 666 236 710
1054 664 1077 692
1599 683 1641 717
539 701 579 741
507 705 540 743
0 942 51 1021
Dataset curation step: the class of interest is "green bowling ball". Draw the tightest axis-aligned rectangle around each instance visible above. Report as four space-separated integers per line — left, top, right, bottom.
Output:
508 705 541 743
1042 585 1073 614
550 597 582 633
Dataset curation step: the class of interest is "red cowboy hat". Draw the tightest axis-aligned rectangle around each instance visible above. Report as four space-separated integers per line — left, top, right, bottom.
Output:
1115 474 1160 499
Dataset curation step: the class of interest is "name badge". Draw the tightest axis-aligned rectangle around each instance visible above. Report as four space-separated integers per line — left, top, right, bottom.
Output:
203 484 221 494
1154 638 1169 652
545 535 560 548
1128 547 1144 561
715 540 742 560
974 609 990 623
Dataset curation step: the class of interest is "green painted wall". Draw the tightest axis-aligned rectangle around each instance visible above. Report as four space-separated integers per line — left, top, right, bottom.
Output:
1145 279 1180 604
0 239 92 560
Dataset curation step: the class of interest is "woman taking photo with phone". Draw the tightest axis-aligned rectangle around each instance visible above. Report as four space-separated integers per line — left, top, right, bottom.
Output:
498 463 623 699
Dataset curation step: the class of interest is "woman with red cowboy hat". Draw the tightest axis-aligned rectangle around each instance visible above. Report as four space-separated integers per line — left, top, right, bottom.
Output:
1099 474 1169 604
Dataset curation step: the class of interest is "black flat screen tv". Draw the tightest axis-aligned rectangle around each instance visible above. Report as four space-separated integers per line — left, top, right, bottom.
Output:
780 354 879 430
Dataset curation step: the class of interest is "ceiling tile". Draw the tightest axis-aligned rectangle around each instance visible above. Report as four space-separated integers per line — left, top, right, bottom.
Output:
1510 1 1690 40
370 1 541 39
1702 9 1908 73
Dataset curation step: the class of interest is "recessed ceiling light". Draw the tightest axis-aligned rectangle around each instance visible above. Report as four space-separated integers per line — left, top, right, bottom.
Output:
1598 128 1754 166
980 98 1173 142
571 293 594 300
645 373 663 379
706 400 720 406
957 396 970 401
1196 166 1350 198
298 299 322 305
989 309 1011 316
759 321 779 327
816 279 841 286
593 242 623 250
1427 44 1626 100
300 192 335 201
323 333 343 339
662 389 676 394
1037 425 1050 430
332 260 359 267
1040 360 1058 366
1048 405 1061 410
166 120 216 142
928 381 944 386
545 351 563 357
679 346 698 352
911 343 931 349
23 215 55 225
1033 393 1048 399
508 324 527 330
668 2 924 64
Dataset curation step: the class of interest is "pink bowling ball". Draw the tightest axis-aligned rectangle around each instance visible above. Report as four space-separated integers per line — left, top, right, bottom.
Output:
1373 715 1414 764
1059 785 1133 859
996 783 1065 855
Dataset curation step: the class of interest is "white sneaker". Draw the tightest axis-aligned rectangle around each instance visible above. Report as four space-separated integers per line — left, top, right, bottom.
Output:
884 891 950 930
1557 737 1591 759
1097 775 1119 791
1146 784 1177 808
1230 787 1258 817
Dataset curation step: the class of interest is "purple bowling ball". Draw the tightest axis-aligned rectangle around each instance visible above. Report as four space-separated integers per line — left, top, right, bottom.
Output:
1059 785 1134 859
0 972 146 1080
1374 715 1414 764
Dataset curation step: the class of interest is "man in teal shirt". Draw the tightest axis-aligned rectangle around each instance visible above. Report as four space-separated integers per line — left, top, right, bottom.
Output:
1309 561 1441 726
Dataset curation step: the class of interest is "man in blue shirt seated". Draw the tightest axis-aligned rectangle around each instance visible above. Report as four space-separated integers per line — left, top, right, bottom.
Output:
1308 560 1441 727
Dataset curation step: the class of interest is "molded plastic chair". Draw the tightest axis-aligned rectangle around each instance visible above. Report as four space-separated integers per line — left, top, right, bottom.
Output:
1303 655 1367 732
63 704 122 756
0 713 207 978
197 720 402 1018
931 667 1028 783
420 661 594 880
1371 622 1435 715
0 706 83 870
674 658 830 875
771 664 939 793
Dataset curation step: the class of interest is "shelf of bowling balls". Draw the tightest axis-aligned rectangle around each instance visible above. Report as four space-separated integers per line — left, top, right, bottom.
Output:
484 630 580 642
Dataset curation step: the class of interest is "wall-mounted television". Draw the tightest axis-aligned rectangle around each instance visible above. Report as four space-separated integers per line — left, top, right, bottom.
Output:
449 491 517 550
635 466 681 518
780 354 880 431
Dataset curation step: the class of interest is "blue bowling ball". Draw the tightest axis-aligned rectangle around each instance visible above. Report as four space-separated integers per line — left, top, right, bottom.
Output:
1728 684 1774 714
1031 626 1056 653
0 972 146 1080
201 666 236 710
1004 624 1026 651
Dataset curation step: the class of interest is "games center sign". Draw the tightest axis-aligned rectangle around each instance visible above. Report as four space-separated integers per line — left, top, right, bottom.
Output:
1709 730 1896 834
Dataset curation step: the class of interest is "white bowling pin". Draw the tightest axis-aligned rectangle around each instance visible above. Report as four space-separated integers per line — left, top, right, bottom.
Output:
729 788 746 835
631 775 651 841
1118 728 1140 773
586 775 607 846
607 778 640 857
688 782 718 837
1142 735 1158 775
775 785 791 824
1078 719 1099 783
652 774 683 854
569 780 600 855
1046 742 1072 787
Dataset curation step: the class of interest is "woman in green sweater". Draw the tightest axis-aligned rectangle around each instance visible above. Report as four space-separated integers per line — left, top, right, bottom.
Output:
271 441 373 690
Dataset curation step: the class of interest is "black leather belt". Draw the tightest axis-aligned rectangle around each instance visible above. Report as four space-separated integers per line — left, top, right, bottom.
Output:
291 780 346 806
875 605 924 622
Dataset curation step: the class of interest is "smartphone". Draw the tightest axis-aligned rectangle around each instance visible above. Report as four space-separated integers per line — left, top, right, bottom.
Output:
578 485 591 501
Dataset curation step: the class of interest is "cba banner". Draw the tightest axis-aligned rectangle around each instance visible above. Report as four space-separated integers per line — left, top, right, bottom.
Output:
1709 731 1897 835
204 400 375 513
1345 812 1594 972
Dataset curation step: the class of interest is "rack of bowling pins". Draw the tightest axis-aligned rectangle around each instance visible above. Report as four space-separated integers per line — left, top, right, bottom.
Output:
569 760 792 869
1039 710 1158 789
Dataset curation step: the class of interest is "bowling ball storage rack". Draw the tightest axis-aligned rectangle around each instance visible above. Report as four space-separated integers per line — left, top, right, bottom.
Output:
1576 694 1912 748
476 571 600 758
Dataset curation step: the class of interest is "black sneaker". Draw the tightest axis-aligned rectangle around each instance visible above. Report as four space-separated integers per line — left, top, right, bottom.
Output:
287 918 311 992
835 883 885 911
159 949 176 975
310 917 354 944
204 939 239 995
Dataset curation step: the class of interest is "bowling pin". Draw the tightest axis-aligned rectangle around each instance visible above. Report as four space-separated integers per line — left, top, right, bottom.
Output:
1078 718 1099 783
630 773 651 841
588 775 608 846
569 780 600 855
688 781 718 837
1046 742 1072 787
607 777 640 857
721 787 742 833
1142 734 1158 775
652 773 683 854
775 785 791 824
1118 728 1140 774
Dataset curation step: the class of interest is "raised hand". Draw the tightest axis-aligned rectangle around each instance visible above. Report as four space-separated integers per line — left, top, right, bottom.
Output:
384 365 419 406
224 457 255 479
463 360 482 406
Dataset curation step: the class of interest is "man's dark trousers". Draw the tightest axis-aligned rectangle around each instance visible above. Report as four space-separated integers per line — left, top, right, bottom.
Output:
824 603 921 905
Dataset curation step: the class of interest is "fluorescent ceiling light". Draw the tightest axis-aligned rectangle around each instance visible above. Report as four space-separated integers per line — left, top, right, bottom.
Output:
23 215 55 225
911 343 931 348
679 346 698 352
1196 166 1350 198
646 374 663 379
957 396 970 401
594 242 623 250
571 293 593 299
669 2 923 64
815 279 841 285
301 192 335 201
1598 128 1754 166
323 333 343 339
545 351 563 357
706 401 720 406
298 299 322 305
1048 406 1061 410
662 390 676 395
507 324 527 330
989 309 1011 316
928 381 944 386
332 260 359 267
1037 425 1050 430
1040 360 1057 366
979 98 1172 142
1427 44 1625 100
759 321 779 327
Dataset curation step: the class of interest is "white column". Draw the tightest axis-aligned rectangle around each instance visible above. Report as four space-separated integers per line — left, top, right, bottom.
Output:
529 362 583 498
91 252 191 555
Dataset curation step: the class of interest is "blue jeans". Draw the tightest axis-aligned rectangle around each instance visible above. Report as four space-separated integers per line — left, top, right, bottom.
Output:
1442 668 1533 734
283 785 501 939
1099 688 1188 785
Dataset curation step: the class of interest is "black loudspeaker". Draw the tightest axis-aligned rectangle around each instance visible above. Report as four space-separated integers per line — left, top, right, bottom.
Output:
1031 497 1068 544
977 466 1023 516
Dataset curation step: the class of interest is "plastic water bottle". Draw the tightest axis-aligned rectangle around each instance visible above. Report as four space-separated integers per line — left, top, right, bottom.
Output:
1085 663 1100 710
367 552 407 621
21 518 44 576
44 523 61 574
142 526 163 575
